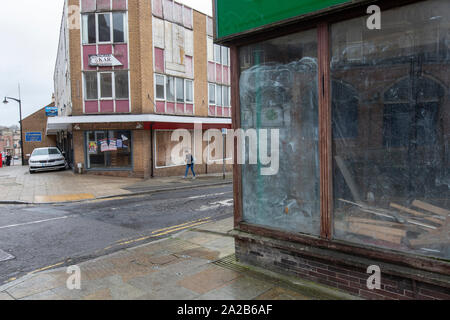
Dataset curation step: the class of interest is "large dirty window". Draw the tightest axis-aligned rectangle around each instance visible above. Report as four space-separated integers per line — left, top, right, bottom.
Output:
85 130 132 169
239 28 320 235
155 130 194 168
331 0 450 259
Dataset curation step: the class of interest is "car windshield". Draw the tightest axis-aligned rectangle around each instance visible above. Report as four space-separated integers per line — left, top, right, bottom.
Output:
32 149 60 156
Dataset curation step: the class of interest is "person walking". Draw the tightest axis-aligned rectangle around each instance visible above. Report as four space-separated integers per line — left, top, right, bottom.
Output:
5 152 12 167
183 150 196 179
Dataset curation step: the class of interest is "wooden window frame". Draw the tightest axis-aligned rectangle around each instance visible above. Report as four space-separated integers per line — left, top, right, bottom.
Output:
229 0 450 276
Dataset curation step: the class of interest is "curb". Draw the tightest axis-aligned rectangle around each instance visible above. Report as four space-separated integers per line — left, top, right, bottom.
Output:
0 180 233 206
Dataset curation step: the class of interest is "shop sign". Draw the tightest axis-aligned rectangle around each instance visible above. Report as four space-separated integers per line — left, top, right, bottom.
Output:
45 106 58 117
25 132 42 142
89 54 123 67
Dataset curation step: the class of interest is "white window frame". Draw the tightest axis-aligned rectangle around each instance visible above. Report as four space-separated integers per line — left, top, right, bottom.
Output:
99 71 115 100
155 74 166 101
82 12 128 45
154 74 195 113
84 72 99 101
185 79 194 103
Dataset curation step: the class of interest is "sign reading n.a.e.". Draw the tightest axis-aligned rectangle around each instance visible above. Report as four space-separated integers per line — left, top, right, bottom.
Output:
215 0 352 40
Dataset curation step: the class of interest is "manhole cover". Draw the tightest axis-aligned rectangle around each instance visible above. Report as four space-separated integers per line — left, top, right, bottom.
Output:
0 249 14 262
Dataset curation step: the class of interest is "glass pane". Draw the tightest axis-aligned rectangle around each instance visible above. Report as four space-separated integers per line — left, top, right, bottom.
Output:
113 13 125 43
186 80 193 102
223 86 230 106
98 13 111 42
216 85 222 106
114 71 129 99
87 130 132 169
239 28 320 235
85 14 96 44
84 72 98 100
156 75 165 100
166 76 175 101
87 131 106 168
331 0 450 259
100 73 113 98
222 47 229 65
209 84 215 104
176 77 184 103
214 44 221 63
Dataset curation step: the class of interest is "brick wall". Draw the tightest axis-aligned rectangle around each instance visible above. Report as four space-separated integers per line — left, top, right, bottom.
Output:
69 0 83 115
235 236 450 300
21 107 57 160
193 10 208 117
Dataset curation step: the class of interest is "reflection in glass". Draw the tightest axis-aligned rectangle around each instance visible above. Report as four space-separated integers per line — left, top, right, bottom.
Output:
331 0 450 259
239 28 320 235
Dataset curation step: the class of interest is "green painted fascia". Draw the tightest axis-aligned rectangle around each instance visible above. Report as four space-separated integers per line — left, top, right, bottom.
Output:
215 0 352 39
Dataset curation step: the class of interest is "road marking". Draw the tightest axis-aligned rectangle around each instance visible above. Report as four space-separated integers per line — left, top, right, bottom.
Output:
187 192 232 200
28 262 65 275
0 216 70 230
151 217 211 234
104 218 212 250
197 199 234 212
35 193 95 203
151 220 211 237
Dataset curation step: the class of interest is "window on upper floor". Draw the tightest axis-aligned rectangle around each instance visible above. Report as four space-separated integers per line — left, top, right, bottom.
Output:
82 12 127 44
83 71 129 100
208 83 231 107
155 74 193 104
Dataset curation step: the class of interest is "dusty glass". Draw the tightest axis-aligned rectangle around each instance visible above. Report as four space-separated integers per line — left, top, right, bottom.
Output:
239 28 320 235
331 0 450 259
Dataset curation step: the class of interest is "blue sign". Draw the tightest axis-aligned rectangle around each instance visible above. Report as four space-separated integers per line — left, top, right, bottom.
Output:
26 132 42 142
45 106 58 117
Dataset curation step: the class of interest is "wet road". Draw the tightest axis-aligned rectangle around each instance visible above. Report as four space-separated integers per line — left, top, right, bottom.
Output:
0 185 233 285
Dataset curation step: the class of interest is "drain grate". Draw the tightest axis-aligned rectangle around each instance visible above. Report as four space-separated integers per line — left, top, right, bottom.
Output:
0 250 14 262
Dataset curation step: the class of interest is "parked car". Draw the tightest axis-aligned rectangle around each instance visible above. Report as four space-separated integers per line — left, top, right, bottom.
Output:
28 147 68 174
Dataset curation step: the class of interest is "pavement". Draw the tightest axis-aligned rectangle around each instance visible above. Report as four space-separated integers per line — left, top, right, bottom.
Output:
0 217 357 300
0 165 232 204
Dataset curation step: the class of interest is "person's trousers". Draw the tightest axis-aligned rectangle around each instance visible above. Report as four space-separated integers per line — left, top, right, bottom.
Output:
185 164 196 177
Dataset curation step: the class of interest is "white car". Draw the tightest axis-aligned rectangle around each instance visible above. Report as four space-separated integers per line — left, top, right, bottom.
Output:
28 147 68 174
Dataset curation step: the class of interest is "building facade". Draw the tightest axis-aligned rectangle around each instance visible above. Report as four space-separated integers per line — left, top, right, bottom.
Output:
21 103 58 163
215 0 450 299
51 0 232 178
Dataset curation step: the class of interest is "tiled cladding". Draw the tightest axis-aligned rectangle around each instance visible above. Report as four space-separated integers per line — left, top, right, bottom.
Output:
156 0 193 28
81 0 127 12
156 101 194 116
209 106 231 118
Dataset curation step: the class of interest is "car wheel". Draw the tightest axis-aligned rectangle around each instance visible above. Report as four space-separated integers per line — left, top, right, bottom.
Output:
29 169 34 174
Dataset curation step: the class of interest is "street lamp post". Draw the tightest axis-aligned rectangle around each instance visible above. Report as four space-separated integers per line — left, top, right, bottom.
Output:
3 92 24 166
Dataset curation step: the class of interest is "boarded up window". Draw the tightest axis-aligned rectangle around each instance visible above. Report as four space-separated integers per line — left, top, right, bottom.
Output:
163 0 173 21
153 17 165 48
184 29 194 56
155 130 193 167
173 2 183 24
183 6 193 29
152 0 163 17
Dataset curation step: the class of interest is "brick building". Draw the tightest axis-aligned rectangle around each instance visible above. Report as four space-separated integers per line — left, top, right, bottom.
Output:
50 0 232 178
215 0 450 299
21 103 57 164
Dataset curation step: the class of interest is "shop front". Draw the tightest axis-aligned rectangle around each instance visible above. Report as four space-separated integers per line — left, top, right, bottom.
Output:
47 114 232 178
215 0 450 299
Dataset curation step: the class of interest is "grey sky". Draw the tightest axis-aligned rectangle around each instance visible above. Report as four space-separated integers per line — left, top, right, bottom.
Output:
0 0 212 127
